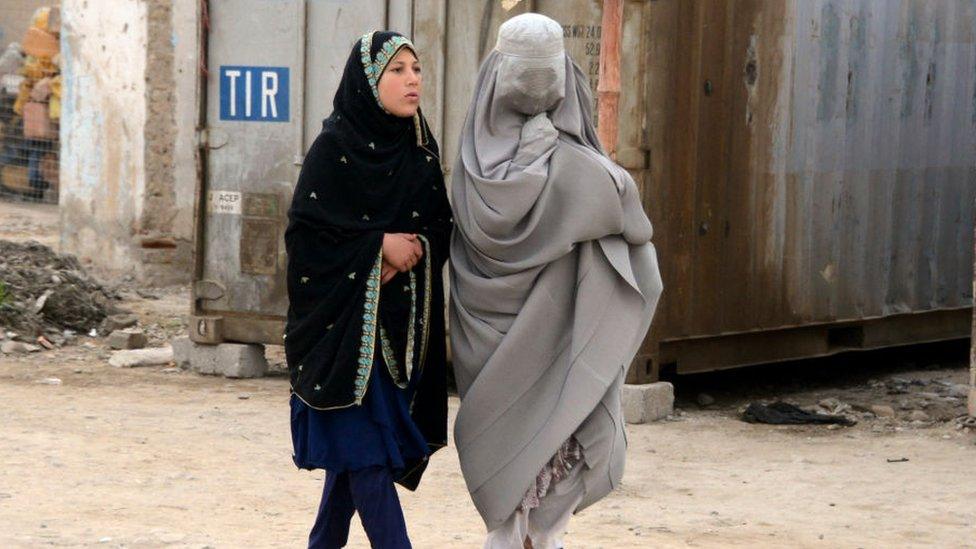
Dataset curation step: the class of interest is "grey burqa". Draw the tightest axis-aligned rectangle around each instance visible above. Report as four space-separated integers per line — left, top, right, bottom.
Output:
448 13 664 529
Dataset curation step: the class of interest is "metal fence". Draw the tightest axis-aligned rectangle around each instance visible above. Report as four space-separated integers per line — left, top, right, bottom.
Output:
0 4 60 204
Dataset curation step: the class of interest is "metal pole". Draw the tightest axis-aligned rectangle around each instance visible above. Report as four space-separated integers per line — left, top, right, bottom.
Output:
597 0 623 160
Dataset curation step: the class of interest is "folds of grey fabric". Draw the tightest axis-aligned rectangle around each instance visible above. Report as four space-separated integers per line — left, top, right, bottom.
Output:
449 47 663 529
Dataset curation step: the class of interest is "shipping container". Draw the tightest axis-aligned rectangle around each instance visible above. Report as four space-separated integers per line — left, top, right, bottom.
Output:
190 0 976 383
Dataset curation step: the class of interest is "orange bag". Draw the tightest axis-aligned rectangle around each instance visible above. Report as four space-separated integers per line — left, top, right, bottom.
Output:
22 101 55 139
23 28 58 58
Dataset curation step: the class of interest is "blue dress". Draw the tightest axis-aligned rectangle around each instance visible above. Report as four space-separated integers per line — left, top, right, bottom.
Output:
290 358 430 475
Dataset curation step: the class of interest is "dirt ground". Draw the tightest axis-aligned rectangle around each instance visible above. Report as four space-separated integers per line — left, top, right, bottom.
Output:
2 202 975 548
0 199 60 249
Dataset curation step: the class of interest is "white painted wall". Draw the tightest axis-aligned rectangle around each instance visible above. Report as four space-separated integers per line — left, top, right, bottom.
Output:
60 0 149 277
60 0 200 282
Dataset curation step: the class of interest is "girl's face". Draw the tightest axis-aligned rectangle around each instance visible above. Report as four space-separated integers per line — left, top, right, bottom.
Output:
378 48 422 117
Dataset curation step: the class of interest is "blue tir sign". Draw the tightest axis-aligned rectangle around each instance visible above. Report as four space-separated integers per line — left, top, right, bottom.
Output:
219 66 289 122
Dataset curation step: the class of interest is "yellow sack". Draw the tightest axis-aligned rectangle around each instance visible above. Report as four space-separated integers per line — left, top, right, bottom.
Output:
13 79 29 115
49 75 62 119
32 7 51 32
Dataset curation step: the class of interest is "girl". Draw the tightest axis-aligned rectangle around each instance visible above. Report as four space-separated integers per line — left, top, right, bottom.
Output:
284 31 452 549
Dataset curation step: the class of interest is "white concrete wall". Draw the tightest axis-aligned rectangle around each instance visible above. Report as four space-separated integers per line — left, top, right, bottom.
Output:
60 0 149 277
60 0 199 283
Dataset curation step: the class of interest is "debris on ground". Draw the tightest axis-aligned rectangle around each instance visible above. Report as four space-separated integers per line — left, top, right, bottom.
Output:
0 240 116 337
36 335 54 349
869 404 896 418
741 401 856 426
100 313 138 335
135 288 160 300
696 392 716 407
34 377 61 385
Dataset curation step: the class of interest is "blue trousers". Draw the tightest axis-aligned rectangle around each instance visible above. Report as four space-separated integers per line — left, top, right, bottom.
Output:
308 466 411 549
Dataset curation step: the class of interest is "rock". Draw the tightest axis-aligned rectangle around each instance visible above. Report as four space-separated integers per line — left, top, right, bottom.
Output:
908 410 930 422
696 393 716 407
948 384 970 399
819 397 841 409
35 377 62 385
1 341 41 354
238 393 251 400
818 397 852 416
136 288 161 300
101 313 139 333
32 289 53 314
622 382 674 424
108 346 173 368
36 336 55 350
107 329 148 350
870 404 896 418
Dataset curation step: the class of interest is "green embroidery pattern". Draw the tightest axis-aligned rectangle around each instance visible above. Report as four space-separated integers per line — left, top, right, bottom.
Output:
354 249 384 404
378 236 433 389
359 31 415 108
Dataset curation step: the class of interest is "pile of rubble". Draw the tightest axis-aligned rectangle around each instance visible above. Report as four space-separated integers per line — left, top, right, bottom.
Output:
0 240 116 343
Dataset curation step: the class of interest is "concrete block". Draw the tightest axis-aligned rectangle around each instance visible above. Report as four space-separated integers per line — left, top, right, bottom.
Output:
188 342 219 375
107 329 148 350
183 341 267 378
622 382 674 424
217 343 268 379
171 336 192 369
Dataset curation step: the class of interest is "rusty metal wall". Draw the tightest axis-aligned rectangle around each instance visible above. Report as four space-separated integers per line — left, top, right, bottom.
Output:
644 0 976 371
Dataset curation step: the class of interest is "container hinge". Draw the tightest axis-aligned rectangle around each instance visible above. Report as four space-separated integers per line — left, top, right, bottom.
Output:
197 127 229 150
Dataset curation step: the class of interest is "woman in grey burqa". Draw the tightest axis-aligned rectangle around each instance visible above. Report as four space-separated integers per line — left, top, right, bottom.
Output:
449 13 663 549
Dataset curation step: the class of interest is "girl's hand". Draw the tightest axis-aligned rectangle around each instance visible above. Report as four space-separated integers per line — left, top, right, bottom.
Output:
381 260 398 284
382 233 423 272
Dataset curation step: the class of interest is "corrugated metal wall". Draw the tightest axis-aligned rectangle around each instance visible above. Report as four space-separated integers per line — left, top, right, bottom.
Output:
642 0 975 377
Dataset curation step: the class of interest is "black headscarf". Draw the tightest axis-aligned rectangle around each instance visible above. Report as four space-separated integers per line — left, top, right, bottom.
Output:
284 31 453 489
